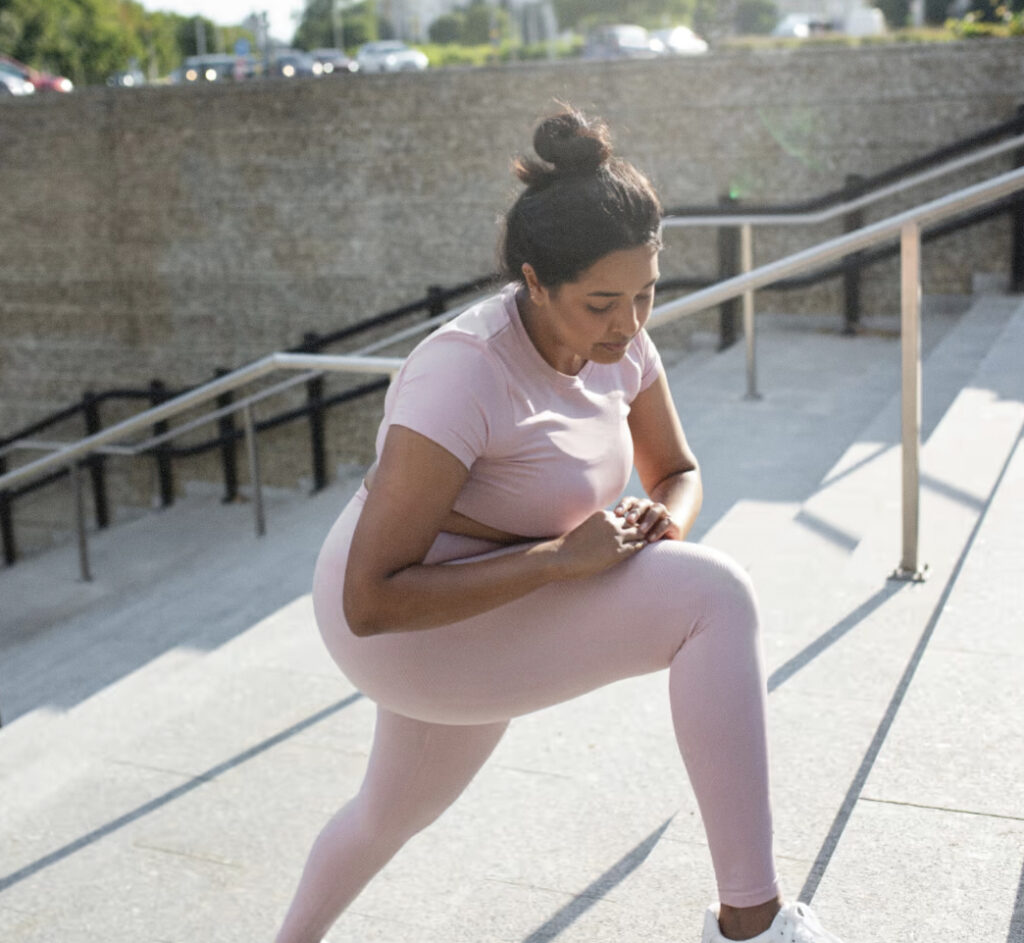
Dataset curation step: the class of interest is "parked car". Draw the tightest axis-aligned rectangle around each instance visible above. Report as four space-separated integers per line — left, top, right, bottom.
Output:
0 62 35 95
268 50 323 78
310 48 358 74
652 26 709 55
771 13 835 37
582 24 664 60
107 67 146 88
356 41 428 73
0 54 73 92
180 53 257 83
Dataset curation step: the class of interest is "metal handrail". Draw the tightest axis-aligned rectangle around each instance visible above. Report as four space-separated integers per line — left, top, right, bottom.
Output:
0 353 404 495
652 164 1024 581
0 293 488 467
650 166 1024 328
661 132 1024 396
3 168 1023 581
662 132 1024 228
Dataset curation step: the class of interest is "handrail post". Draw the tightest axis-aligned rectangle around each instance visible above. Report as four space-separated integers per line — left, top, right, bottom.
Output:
842 173 866 334
1011 106 1024 293
717 195 740 350
149 380 175 508
426 284 446 320
242 404 266 537
0 455 15 567
82 391 109 529
891 222 928 582
740 223 761 400
70 460 92 582
303 333 328 493
215 368 239 503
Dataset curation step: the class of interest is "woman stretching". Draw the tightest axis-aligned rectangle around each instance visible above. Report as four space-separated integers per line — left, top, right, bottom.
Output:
274 107 844 943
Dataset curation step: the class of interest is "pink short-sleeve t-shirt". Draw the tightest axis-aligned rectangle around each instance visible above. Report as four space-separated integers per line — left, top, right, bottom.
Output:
377 284 663 538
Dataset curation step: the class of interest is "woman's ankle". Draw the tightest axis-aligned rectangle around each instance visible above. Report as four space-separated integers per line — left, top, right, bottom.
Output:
717 896 783 940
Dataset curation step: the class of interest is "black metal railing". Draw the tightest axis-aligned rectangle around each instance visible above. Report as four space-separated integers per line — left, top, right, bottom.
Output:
0 275 496 567
662 105 1024 340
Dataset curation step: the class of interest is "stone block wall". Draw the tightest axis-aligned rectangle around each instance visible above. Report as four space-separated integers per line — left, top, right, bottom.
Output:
1 39 1022 556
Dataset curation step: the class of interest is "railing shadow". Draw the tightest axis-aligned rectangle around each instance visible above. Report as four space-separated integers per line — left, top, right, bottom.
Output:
520 817 674 943
0 691 363 894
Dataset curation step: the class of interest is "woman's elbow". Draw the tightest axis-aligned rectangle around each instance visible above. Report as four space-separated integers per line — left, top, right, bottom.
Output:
342 583 387 637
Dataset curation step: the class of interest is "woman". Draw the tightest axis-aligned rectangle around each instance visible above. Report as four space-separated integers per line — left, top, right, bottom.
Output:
274 107 843 943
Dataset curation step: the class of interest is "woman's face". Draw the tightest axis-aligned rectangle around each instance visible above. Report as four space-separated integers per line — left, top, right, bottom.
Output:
521 244 660 376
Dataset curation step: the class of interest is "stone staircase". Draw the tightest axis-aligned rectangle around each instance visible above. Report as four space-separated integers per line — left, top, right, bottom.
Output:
0 295 1021 943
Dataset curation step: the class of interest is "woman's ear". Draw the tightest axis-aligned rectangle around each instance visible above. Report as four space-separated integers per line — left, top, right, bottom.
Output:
521 263 547 306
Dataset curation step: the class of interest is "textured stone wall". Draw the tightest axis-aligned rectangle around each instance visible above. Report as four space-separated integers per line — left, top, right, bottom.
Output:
1 39 1022 554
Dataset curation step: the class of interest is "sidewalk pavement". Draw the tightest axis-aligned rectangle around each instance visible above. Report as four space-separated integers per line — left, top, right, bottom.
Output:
0 296 1021 943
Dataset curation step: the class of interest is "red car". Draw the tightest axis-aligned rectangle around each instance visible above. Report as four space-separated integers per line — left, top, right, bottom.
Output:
0 54 73 93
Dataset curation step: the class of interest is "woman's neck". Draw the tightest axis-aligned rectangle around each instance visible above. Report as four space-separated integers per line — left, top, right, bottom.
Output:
514 287 586 376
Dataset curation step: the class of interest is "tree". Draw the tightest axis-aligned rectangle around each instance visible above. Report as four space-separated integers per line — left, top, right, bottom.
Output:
0 0 143 85
462 1 509 43
293 0 393 49
874 0 910 26
428 12 465 43
735 0 777 32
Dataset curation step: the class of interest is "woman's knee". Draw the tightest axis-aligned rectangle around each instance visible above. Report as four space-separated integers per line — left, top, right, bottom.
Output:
672 544 760 642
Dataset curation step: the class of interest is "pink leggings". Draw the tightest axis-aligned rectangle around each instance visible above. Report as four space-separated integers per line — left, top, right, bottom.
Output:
275 489 779 942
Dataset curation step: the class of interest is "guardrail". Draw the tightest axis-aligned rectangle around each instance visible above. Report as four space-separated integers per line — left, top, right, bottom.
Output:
2 171 1023 584
0 354 403 581
662 131 1024 398
651 163 1024 581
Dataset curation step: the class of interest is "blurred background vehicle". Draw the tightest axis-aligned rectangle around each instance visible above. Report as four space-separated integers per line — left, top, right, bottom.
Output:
107 62 146 88
771 13 835 36
652 25 709 55
0 61 35 95
268 49 322 78
355 41 428 73
179 53 258 83
582 24 664 59
310 48 358 74
0 54 73 92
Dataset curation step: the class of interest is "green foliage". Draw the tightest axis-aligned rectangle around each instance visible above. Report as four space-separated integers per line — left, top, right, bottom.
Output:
417 35 583 67
876 0 911 27
734 0 778 33
428 12 464 43
424 3 509 45
924 0 951 24
948 11 1024 32
554 0 697 30
462 1 509 44
0 0 259 83
0 0 141 84
293 0 393 51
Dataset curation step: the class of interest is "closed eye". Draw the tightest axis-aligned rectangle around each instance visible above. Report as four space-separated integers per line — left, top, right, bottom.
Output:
587 303 614 314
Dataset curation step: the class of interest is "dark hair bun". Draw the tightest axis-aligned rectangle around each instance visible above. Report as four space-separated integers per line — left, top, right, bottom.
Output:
533 109 612 174
513 106 613 187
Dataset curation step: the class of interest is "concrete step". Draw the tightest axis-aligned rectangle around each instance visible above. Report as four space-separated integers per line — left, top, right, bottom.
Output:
0 299 993 762
0 301 1021 943
815 303 1024 943
684 297 1024 915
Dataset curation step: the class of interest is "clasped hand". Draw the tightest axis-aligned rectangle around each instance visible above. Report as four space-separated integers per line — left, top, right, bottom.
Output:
553 497 679 580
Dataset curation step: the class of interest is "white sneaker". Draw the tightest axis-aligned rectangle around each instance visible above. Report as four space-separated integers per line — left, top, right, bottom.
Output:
700 901 844 943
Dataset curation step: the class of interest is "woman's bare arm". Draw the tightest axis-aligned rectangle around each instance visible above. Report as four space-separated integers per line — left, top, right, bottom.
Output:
343 425 647 637
622 371 703 541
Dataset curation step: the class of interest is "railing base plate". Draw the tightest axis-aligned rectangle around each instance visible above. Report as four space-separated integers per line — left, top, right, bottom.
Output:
889 562 929 583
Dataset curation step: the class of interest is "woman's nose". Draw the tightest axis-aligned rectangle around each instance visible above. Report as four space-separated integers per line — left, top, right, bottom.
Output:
619 303 641 335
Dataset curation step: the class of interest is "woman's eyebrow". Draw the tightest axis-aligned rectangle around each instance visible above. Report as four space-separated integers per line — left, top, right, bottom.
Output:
587 277 659 297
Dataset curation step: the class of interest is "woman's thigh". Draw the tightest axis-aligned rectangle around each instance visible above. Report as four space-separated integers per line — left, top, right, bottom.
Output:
317 524 756 726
